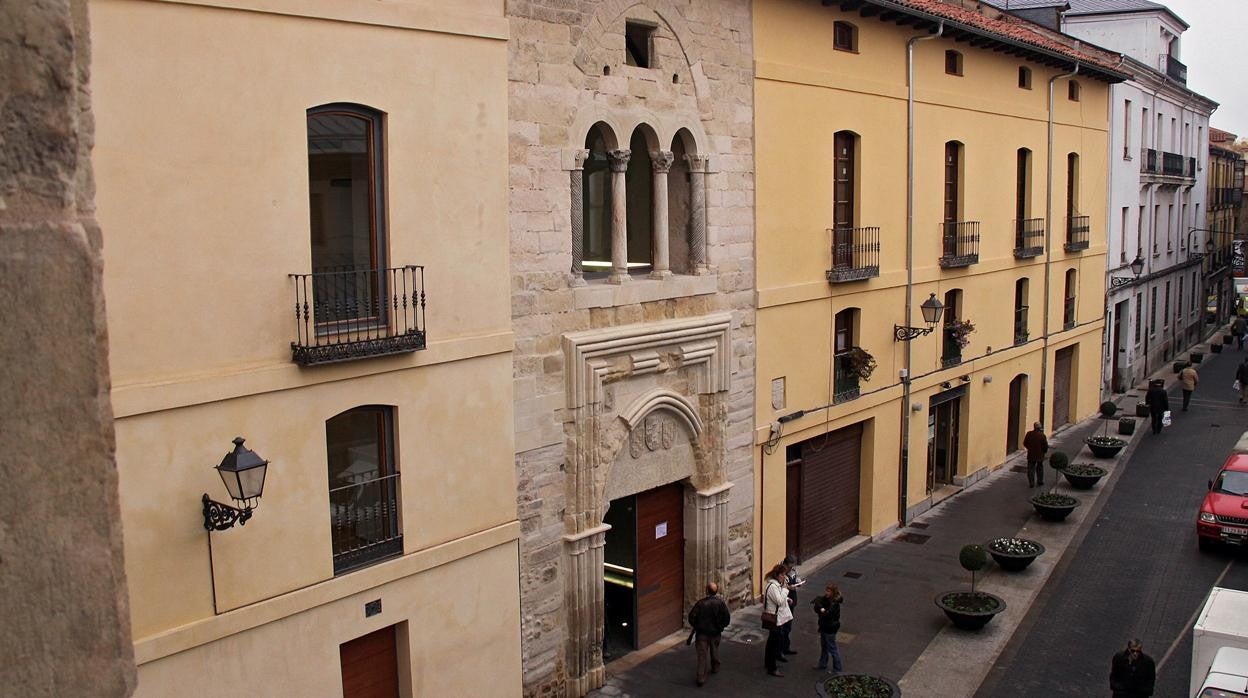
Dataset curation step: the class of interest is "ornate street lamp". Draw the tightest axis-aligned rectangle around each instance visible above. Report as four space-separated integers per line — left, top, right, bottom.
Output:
894 293 946 341
202 437 269 531
1109 255 1145 289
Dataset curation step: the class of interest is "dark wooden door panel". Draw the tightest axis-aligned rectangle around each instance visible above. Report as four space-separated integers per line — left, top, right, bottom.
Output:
786 460 801 561
1053 347 1074 427
340 626 399 698
636 482 684 647
798 424 862 559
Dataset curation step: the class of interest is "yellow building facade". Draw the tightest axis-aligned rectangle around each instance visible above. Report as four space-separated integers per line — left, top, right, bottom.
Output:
752 0 1124 578
90 0 521 695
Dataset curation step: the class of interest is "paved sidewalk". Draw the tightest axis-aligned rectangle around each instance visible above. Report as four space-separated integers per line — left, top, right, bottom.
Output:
589 332 1229 697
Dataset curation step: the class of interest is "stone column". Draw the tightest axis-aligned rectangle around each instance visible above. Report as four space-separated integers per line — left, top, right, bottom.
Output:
686 153 710 274
564 524 610 696
569 150 589 287
607 149 631 284
693 482 732 589
650 151 675 279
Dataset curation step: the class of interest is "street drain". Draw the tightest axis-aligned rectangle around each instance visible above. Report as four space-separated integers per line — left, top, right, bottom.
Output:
843 571 863 579
909 522 930 529
896 532 930 545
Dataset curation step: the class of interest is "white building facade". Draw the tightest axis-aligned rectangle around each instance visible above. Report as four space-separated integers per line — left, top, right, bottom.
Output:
1060 1 1217 393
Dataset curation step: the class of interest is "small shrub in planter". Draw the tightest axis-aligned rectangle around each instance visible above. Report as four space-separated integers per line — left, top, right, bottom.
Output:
1118 417 1136 435
1135 401 1149 417
1030 491 1079 521
987 536 1045 572
816 674 900 698
1060 462 1108 490
1085 435 1127 458
935 544 1006 630
1192 352 1204 364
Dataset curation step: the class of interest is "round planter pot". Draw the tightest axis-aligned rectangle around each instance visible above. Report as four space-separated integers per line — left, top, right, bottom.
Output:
988 540 1046 572
1213 344 1224 354
1030 495 1079 522
1135 402 1150 417
935 591 1006 631
1118 418 1137 435
1085 439 1126 459
816 674 901 698
1225 335 1235 345
1192 352 1204 364
1061 466 1107 490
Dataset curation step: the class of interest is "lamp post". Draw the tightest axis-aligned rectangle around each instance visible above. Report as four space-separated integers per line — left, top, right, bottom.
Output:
894 293 946 341
1103 255 1144 396
895 292 945 526
203 437 269 531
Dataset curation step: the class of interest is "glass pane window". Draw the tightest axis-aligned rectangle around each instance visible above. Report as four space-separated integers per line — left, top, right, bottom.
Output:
582 126 612 272
327 406 401 574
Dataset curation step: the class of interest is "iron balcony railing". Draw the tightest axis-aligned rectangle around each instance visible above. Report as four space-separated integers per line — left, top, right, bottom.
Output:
833 352 861 404
1014 310 1029 346
1063 297 1077 329
1186 157 1197 177
1064 215 1090 252
939 221 980 268
826 226 881 283
330 471 403 574
290 265 426 366
1164 54 1187 83
1141 148 1158 174
1014 218 1044 258
941 328 961 368
1161 152 1185 177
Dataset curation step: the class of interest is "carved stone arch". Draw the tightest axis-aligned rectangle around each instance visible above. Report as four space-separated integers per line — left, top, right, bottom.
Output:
619 389 703 437
583 119 622 152
624 121 662 153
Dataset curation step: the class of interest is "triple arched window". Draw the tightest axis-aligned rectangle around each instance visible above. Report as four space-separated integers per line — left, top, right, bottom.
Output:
575 123 707 283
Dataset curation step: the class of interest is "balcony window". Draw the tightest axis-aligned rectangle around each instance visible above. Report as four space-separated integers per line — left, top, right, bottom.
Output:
1063 270 1077 329
833 309 862 403
328 406 402 574
942 289 962 367
1014 279 1029 345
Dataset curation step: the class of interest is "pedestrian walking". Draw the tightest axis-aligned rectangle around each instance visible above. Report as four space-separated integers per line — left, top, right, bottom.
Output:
1022 422 1049 488
811 583 844 673
1109 638 1156 697
1234 316 1247 350
1237 359 1248 405
1144 379 1169 435
780 555 803 657
687 581 731 687
762 564 793 677
1179 362 1199 411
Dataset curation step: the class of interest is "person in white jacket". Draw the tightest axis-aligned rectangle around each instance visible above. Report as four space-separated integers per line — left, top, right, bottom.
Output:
762 563 794 677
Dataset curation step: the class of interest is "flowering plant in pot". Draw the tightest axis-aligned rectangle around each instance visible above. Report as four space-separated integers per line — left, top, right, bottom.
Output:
1060 462 1107 490
935 544 1006 630
816 674 900 698
987 536 1045 572
948 319 975 349
1030 451 1078 521
844 346 878 381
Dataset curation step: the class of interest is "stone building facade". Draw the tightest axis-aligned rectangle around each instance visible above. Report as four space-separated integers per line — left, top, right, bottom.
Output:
506 1 756 694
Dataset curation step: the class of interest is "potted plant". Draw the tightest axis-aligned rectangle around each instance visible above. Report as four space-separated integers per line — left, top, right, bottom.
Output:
987 536 1045 572
948 319 975 350
1135 401 1150 417
1192 351 1204 364
844 346 877 382
816 674 900 698
1060 462 1108 490
1084 401 1127 458
1030 451 1079 521
934 544 1006 630
1213 343 1223 354
1118 417 1136 435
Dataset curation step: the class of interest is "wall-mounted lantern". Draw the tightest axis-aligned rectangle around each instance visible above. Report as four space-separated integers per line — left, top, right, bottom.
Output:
894 293 945 341
202 437 269 531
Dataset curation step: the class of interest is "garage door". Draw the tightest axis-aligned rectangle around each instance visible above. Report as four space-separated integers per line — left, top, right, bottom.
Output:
798 423 863 560
340 625 399 698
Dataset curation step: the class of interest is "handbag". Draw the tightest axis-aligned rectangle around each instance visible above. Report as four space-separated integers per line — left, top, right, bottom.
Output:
1234 379 1242 392
760 582 779 630
1162 410 1172 427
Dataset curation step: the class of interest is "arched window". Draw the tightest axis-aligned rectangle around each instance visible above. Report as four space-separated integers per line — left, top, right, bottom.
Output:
1065 152 1088 250
833 131 858 232
833 308 862 402
1014 278 1030 345
668 131 694 274
581 123 613 274
1064 270 1078 329
326 405 401 574
942 289 963 367
1018 66 1032 89
625 128 655 270
307 104 386 327
833 21 858 52
945 50 963 76
1068 80 1081 102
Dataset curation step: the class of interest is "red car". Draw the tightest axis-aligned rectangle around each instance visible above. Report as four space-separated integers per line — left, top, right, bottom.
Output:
1198 453 1248 550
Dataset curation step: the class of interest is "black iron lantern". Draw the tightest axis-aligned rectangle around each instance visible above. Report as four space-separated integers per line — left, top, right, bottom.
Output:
1129 255 1145 278
895 293 946 341
203 437 269 531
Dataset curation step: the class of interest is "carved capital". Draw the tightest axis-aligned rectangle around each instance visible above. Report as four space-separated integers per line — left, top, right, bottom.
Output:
608 149 632 172
685 153 710 173
651 150 675 174
572 148 590 170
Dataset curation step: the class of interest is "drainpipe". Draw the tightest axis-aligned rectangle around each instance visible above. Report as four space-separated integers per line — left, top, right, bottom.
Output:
1042 60 1079 428
898 20 944 526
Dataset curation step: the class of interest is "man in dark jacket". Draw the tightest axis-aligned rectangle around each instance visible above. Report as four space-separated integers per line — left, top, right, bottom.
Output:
1110 639 1155 697
688 581 731 687
1022 422 1049 488
1144 380 1169 434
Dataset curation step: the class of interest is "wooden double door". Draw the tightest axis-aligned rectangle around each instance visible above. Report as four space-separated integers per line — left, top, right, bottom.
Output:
604 482 686 653
785 423 863 561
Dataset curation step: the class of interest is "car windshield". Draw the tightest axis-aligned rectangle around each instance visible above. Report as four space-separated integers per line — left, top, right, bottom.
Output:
1215 470 1248 496
1199 688 1248 698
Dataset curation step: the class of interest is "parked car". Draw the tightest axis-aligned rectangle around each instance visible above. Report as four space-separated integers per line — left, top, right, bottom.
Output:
1198 452 1248 550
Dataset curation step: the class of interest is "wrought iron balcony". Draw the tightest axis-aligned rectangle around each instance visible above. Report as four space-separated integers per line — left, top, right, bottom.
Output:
331 471 403 574
1014 218 1044 258
1141 148 1158 174
1161 152 1184 177
1064 215 1090 252
1164 54 1187 84
941 328 961 368
1014 310 1028 346
833 352 861 404
1063 297 1076 329
826 226 881 283
1186 156 1197 177
290 265 426 366
939 221 980 268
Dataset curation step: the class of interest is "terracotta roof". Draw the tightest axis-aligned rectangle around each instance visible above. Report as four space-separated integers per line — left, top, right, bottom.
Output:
1211 127 1238 143
849 0 1126 80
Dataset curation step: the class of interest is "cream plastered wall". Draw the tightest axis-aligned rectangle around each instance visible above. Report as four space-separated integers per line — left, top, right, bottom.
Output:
133 542 521 698
92 0 512 388
752 0 1111 580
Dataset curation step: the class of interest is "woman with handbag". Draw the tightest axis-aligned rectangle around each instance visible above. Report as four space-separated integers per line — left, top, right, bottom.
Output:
762 563 793 677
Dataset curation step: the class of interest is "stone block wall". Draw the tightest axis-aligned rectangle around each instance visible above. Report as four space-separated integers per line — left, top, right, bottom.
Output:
506 1 755 694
